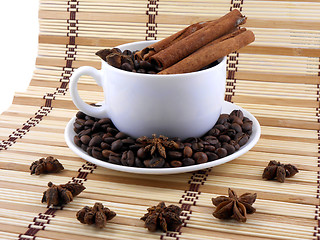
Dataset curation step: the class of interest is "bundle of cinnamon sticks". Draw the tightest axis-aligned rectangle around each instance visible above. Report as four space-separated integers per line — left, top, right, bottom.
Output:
135 9 255 74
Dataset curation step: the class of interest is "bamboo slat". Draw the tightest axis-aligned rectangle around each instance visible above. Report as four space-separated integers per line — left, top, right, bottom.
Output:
1 0 320 239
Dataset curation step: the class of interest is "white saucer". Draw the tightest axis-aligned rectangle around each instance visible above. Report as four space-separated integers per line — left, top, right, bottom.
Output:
64 101 261 175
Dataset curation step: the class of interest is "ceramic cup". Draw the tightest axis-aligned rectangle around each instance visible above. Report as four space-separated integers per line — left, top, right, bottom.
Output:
70 40 226 139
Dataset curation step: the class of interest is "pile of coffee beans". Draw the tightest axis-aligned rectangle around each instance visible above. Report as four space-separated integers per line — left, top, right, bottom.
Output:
73 109 253 168
95 48 219 74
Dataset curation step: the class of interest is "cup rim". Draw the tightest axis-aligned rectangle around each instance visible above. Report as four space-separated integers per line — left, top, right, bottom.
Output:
101 40 226 78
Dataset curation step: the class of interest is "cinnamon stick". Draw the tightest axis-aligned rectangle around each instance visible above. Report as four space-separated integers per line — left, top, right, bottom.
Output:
158 29 255 75
150 9 246 70
135 20 216 61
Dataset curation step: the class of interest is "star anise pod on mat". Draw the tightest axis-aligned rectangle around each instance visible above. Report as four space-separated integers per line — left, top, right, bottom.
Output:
137 134 179 158
42 181 85 207
212 188 257 222
30 156 64 175
262 160 299 183
76 202 116 228
141 202 182 232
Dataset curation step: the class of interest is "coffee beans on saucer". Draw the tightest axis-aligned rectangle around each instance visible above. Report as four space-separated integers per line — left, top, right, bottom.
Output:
73 109 252 168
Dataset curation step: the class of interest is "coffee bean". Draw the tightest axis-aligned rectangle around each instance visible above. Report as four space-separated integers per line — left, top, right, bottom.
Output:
226 129 237 139
219 135 231 143
107 127 119 136
149 157 165 168
137 147 148 159
74 136 81 147
204 136 219 145
182 158 195 166
230 109 244 120
193 152 208 164
223 122 231 129
87 147 93 156
137 68 146 74
206 152 218 161
81 144 88 152
109 153 121 164
111 139 123 151
230 140 240 150
74 127 81 134
216 148 227 158
143 159 151 167
139 60 152 70
242 122 252 132
164 162 170 168
85 115 95 121
79 128 92 138
121 62 133 72
231 123 242 133
85 119 95 126
80 135 91 145
147 70 156 74
192 142 204 151
167 151 183 159
123 49 132 55
89 135 102 147
183 146 193 158
101 142 110 150
215 124 226 132
217 114 229 124
92 147 103 160
134 60 140 70
76 111 86 119
208 128 220 137
223 143 235 155
102 149 113 158
183 142 192 147
122 138 135 145
129 144 143 152
121 150 135 166
204 145 216 152
73 121 84 130
115 132 128 139
237 133 249 146
104 137 116 144
230 116 243 125
98 118 112 125
135 157 144 168
92 122 101 132
170 160 182 167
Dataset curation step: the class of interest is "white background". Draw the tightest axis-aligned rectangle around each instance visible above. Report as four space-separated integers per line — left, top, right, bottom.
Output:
0 1 39 114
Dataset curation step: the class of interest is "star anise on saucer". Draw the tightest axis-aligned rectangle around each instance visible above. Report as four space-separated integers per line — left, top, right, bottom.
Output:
76 202 116 228
212 188 257 222
137 134 179 158
30 156 64 175
42 181 85 207
262 160 299 183
141 201 182 232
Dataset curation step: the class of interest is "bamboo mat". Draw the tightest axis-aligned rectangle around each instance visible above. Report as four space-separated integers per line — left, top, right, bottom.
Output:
0 0 319 239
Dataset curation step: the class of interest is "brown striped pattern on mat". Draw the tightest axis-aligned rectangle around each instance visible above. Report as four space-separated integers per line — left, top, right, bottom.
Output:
1 0 320 240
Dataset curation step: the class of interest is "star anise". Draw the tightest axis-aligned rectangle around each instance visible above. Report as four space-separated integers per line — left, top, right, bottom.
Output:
212 188 257 222
137 134 179 158
42 181 85 207
30 156 64 175
76 202 116 228
141 202 182 232
262 160 299 183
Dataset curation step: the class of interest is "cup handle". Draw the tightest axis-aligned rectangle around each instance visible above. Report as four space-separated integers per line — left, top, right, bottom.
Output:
70 66 109 119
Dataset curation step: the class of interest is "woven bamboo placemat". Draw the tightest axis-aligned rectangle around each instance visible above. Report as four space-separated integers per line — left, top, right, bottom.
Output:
0 0 319 239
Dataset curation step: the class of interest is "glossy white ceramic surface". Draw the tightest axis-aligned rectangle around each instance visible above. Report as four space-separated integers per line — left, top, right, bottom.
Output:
70 40 226 139
65 101 261 175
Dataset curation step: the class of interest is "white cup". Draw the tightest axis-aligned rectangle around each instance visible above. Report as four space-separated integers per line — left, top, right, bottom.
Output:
70 40 226 139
